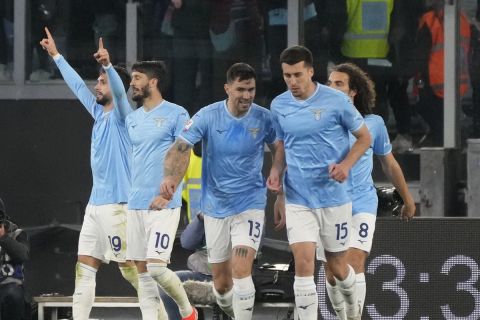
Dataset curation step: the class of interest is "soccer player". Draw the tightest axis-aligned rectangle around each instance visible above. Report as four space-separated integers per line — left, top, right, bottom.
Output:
152 62 279 319
267 46 371 320
108 60 196 320
323 62 416 318
39 28 138 320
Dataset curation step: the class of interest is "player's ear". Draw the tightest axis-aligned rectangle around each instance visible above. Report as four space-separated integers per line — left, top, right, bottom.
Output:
224 83 229 96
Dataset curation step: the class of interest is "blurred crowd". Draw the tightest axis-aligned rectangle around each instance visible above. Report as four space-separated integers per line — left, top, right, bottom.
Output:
1 0 480 148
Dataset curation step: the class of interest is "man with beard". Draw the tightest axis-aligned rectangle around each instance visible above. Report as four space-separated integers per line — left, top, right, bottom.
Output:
151 62 281 320
40 29 140 320
108 60 197 320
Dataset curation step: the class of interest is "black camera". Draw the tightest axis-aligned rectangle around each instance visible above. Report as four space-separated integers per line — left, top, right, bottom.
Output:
376 186 403 217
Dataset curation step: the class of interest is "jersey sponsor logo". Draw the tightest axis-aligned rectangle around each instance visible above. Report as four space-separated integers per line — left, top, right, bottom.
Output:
184 119 194 131
154 117 167 127
310 108 324 120
216 129 227 134
248 128 260 139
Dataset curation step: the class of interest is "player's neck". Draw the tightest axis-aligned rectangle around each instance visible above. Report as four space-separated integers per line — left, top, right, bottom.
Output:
298 81 317 101
142 91 164 111
102 101 114 112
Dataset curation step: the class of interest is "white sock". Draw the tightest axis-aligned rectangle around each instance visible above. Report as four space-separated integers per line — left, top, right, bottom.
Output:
72 262 97 320
213 287 235 318
294 276 318 320
355 273 366 315
147 262 193 318
138 273 167 320
336 265 359 319
325 280 347 320
119 265 139 291
232 276 255 320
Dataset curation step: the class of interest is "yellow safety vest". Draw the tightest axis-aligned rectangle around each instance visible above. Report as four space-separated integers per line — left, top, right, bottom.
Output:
341 0 394 58
182 150 202 222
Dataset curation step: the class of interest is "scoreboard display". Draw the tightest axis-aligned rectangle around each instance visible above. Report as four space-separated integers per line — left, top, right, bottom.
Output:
315 218 480 319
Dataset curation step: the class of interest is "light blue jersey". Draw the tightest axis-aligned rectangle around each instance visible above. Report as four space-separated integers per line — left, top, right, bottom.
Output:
349 114 392 215
54 55 132 205
180 101 276 218
271 83 364 208
125 101 190 209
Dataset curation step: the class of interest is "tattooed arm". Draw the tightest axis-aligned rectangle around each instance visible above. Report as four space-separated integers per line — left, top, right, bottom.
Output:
150 139 192 210
161 139 193 199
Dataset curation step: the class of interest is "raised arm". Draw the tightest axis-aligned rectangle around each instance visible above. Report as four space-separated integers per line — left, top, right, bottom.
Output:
40 27 97 116
330 124 371 182
94 38 132 120
378 153 416 221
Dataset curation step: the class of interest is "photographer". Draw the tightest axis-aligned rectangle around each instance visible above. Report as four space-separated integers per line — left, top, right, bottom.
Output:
0 198 30 320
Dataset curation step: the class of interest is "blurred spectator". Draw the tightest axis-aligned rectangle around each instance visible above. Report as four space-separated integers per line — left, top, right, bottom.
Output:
29 0 72 81
326 0 416 152
0 198 30 320
0 0 13 81
171 0 213 115
265 0 329 100
209 0 263 101
415 0 471 146
469 0 480 138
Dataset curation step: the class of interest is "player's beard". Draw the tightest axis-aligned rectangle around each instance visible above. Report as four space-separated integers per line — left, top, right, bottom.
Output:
96 95 110 106
132 84 151 105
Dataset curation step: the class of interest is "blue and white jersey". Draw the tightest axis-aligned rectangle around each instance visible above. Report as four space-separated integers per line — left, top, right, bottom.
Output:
270 83 364 208
125 101 190 209
180 101 276 218
54 55 132 205
349 114 392 215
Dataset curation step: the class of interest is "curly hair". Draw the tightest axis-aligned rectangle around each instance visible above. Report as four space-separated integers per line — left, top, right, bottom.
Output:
329 63 376 116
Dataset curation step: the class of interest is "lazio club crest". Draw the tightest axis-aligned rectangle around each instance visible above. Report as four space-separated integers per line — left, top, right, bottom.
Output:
248 128 260 139
154 117 167 127
310 108 324 121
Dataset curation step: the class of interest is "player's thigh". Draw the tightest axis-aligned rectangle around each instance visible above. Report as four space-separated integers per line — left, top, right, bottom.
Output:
97 203 129 263
320 202 352 253
77 204 106 262
285 204 320 244
145 208 181 263
204 215 232 264
126 209 148 261
349 212 376 253
230 209 264 252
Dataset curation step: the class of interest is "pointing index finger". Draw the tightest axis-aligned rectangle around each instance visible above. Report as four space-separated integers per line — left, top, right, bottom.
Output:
98 37 104 50
44 27 52 39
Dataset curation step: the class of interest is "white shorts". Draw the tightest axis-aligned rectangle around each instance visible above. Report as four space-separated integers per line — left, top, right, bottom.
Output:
126 208 181 262
316 212 376 262
286 203 352 254
78 204 128 263
204 209 264 264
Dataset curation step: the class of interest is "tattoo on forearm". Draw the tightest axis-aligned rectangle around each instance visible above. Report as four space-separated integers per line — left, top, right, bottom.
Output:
164 140 191 180
234 247 248 258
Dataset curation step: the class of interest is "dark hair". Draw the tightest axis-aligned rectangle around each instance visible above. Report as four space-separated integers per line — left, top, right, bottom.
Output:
279 45 313 68
329 63 376 116
99 65 131 92
226 63 256 83
131 61 168 93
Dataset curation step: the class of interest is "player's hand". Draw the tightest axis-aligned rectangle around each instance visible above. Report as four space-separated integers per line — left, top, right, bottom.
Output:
149 195 170 210
39 27 59 57
400 198 416 222
172 0 183 9
93 38 110 67
0 224 5 237
160 177 177 200
267 167 282 193
273 194 286 231
329 163 349 182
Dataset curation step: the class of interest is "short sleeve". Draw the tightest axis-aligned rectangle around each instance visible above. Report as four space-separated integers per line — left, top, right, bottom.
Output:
339 97 364 133
174 109 190 138
372 118 392 155
180 107 208 145
264 110 277 144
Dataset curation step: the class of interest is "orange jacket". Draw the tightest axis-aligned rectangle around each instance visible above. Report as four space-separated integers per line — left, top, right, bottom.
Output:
419 9 470 98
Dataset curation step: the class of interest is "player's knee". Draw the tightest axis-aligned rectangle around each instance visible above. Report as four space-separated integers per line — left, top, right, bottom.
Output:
146 262 168 282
